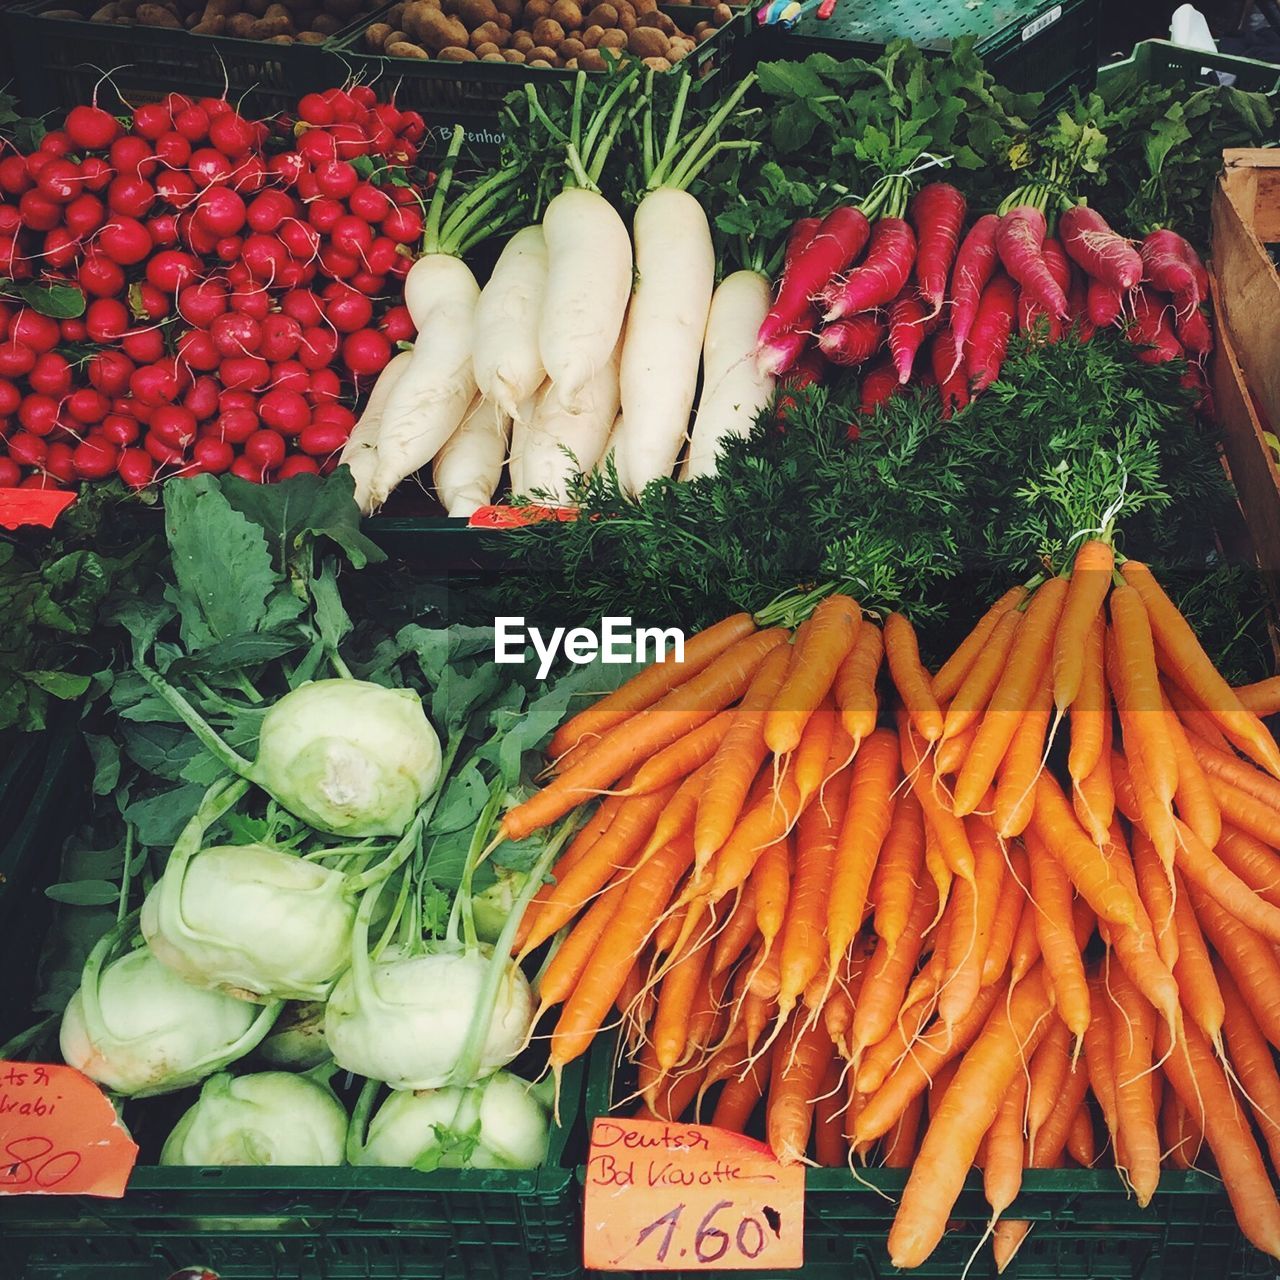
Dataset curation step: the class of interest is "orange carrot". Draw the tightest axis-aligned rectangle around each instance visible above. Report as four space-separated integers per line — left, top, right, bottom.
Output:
539 873 632 1009
795 697 840 804
1108 961 1160 1206
884 612 944 743
1157 1016 1280 1258
940 813 1005 1024
852 881 937 1058
887 967 1055 1268
984 845 1030 986
1111 749 1178 875
900 711 976 880
993 658 1054 837
767 1015 832 1164
1072 706 1114 847
1083 974 1119 1149
549 611 757 759
748 944 782 1001
1066 1102 1097 1167
1028 774 1137 926
869 791 925 955
706 773 805 903
1030 1054 1090 1167
1173 817 1280 944
1217 964 1280 1173
940 609 1022 743
550 834 695 1069
834 623 883 746
751 834 791 957
1216 824 1280 910
933 585 1030 703
695 642 794 862
827 728 900 973
741 988 775 1055
953 577 1069 816
923 822 955 923
628 710 737 795
1026 830 1090 1040
779 772 850 1014
1130 826 1177 969
881 1092 925 1168
766 595 862 756
1187 733 1280 815
651 931 713 1072
1053 538 1114 713
1205 773 1280 850
934 723 978 778
814 1052 849 1167
711 881 759 976
984 1070 1028 1218
1109 589 1178 806
1236 676 1280 719
1190 886 1280 1047
1162 1090 1198 1171
1026 1015 1073 1146
1169 865 1224 1049
506 628 788 839
1165 679 1232 752
711 1041 772 1131
1010 890 1042 984
1068 613 1109 784
1164 691 1221 847
1122 559 1280 781
854 992 935 1095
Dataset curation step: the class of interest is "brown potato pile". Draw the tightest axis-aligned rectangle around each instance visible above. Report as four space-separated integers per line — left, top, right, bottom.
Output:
57 0 379 43
364 0 731 67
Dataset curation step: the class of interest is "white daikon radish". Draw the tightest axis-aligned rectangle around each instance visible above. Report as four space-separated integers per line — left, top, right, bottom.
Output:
433 397 512 517
538 188 631 414
681 271 776 480
519 341 621 504
615 188 714 491
367 126 522 508
341 350 413 514
507 382 545 499
599 411 626 487
472 226 548 420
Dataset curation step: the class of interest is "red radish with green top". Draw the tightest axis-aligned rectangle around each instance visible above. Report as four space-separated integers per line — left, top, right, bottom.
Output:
996 206 1067 321
932 332 969 419
888 293 930 384
1017 238 1071 342
821 217 916 323
946 213 1000 377
910 183 966 317
1059 204 1142 292
966 273 1017 391
1140 228 1200 313
1127 287 1184 365
818 314 886 366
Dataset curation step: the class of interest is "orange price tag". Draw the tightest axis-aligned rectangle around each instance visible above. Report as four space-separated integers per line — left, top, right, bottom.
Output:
582 1118 804 1271
467 503 578 529
0 489 76 531
0 1062 138 1197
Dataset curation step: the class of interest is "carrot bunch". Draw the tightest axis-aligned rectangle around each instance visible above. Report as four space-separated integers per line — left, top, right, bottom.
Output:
499 553 1280 1271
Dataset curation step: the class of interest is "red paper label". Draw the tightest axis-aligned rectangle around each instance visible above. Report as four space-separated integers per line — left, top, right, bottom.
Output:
467 503 578 529
0 489 76 530
583 1118 804 1271
0 1062 138 1197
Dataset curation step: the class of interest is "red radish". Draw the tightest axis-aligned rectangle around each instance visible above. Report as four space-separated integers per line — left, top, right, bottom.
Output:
156 170 197 209
122 327 165 364
350 183 391 223
312 404 355 431
0 341 37 379
19 190 62 231
79 157 112 193
150 405 198 450
155 132 193 169
67 388 109 424
1087 277 1123 328
192 436 234 473
279 220 321 261
66 105 122 152
909 183 966 316
298 327 339 371
213 407 258 444
319 246 360 279
211 312 263 357
11 312 60 354
327 288 373 334
107 175 156 218
759 206 870 358
194 187 246 237
209 113 255 158
1140 228 1199 312
102 414 140 446
89 351 135 396
1059 204 1142 292
35 159 82 203
258 389 310 436
29 352 72 397
342 329 392 378
108 136 156 178
247 190 297 233
244 428 285 470
1017 237 1071 342
888 292 930 383
19 471 69 490
817 314 886 366
174 106 211 142
761 311 816 379
1176 305 1213 356
145 249 200 293
44 442 77 483
945 213 1000 374
131 103 170 141
306 368 341 402
219 356 270 391
189 149 233 187
380 305 414 343
299 421 349 456
229 286 271 320
315 160 358 199
859 357 900 416
18 395 59 436
259 314 303 362
1180 239 1210 303
1066 269 1094 342
0 380 19 416
1127 287 1184 364
308 198 345 233
995 206 1067 320
243 234 289 281
270 361 309 395
98 217 152 265
130 359 186 405
381 204 423 245
0 458 20 486
966 272 1017 391
118 448 155 488
7 431 48 467
72 436 119 479
178 280 228 327
184 376 221 420
65 194 105 237
42 227 81 270
931 332 970 420
0 156 31 194
177 328 221 372
144 432 186 466
278 455 320 479
821 218 915 322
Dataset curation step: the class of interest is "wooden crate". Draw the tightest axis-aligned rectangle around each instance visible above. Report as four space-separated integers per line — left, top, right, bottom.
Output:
1211 148 1280 582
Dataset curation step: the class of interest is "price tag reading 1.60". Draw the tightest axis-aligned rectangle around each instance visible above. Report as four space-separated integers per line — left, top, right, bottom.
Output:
582 1118 804 1271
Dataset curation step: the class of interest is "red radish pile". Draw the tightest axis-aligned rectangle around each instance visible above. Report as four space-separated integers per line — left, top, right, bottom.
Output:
0 86 429 493
755 182 1215 429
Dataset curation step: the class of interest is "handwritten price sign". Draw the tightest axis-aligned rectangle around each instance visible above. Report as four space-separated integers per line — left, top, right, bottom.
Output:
582 1118 804 1271
0 1062 137 1197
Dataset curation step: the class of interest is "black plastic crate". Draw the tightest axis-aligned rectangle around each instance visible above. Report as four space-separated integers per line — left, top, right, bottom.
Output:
327 4 752 160
0 717 588 1280
755 0 1099 116
3 0 339 119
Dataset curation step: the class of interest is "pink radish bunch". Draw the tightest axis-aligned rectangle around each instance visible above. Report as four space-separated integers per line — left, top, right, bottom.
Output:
0 85 429 494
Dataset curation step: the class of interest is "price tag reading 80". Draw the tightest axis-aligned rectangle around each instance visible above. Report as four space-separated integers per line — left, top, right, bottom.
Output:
582 1118 804 1271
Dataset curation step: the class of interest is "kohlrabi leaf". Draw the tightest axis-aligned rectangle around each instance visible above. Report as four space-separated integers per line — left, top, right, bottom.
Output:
124 783 208 848
83 733 121 797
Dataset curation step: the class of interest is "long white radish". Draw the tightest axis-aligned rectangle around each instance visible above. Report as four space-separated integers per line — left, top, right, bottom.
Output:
615 188 714 491
369 255 479 508
538 187 632 413
340 350 413 513
472 226 548 420
681 270 775 480
600 411 626 488
433 397 512 517
519 340 621 503
507 382 546 498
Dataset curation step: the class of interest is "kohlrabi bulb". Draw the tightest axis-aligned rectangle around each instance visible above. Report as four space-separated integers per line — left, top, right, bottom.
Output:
60 947 272 1097
141 844 356 1002
258 1002 330 1071
324 945 533 1090
160 1071 347 1166
251 680 442 837
356 1072 550 1170
472 870 528 945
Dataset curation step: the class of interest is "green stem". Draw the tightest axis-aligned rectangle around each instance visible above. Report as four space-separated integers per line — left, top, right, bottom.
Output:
116 825 134 924
423 126 466 256
134 663 254 778
445 782 506 950
660 74 757 192
345 1077 381 1165
77 909 140 1056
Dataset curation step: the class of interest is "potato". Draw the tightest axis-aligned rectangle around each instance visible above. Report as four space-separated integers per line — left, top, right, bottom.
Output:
364 19 392 45
387 37 430 53
384 1 406 22
632 0 656 11
580 21 602 43
494 10 511 26
226 11 256 31
549 0 580 25
584 3 614 25
191 14 225 30
298 28 330 39
531 16 562 43
88 5 121 21
264 32 294 40
712 2 730 21
578 45 606 68
252 12 292 35
559 35 583 56
522 0 550 20
596 24 625 46
456 0 497 25
438 43 477 56
626 23 664 55
483 50 506 58
474 38 499 53
136 3 183 23
668 36 693 58
615 6 634 30
502 45 525 59
404 2 466 48
470 18 504 43
637 9 670 30
528 42 557 60
493 0 520 17
641 55 670 69
510 27 533 48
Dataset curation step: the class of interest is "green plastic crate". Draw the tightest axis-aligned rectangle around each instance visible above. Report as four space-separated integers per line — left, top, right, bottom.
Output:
2 0 339 119
756 0 1099 114
580 1038 1273 1280
326 4 752 161
1097 39 1280 99
0 720 588 1280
